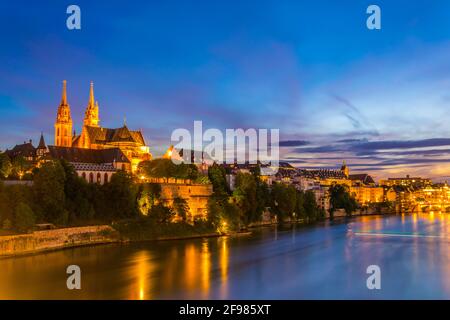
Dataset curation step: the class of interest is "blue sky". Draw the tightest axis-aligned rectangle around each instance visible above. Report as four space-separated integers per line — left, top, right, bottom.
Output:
1 1 450 180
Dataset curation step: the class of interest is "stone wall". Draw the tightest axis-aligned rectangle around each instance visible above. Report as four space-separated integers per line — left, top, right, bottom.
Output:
158 183 213 219
0 225 118 257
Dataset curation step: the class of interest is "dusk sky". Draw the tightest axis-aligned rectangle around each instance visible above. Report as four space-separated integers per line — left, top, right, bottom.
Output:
2 1 450 180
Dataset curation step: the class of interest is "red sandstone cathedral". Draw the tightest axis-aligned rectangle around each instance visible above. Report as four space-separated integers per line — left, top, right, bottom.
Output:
53 80 152 174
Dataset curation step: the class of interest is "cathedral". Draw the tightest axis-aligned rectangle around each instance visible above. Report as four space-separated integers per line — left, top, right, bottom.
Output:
54 80 152 173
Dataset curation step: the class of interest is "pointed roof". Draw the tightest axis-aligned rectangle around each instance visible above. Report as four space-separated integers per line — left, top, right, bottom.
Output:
56 80 72 123
37 132 46 149
61 80 68 106
88 81 95 108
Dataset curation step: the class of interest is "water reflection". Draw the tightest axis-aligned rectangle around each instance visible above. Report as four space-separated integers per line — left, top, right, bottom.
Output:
3 215 450 299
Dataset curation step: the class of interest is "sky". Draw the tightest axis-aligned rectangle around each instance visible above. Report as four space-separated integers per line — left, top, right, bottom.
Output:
1 0 450 180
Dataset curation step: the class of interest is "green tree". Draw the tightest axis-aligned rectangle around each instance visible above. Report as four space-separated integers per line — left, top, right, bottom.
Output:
60 160 91 223
0 152 12 178
232 172 259 225
15 202 36 232
208 163 229 196
138 159 199 180
329 184 358 218
173 197 190 222
103 171 139 219
137 183 161 216
304 190 320 222
11 156 32 179
149 203 175 223
33 161 66 224
271 183 297 222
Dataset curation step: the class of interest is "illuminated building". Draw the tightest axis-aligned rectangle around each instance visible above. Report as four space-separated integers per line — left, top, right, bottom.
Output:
54 80 152 172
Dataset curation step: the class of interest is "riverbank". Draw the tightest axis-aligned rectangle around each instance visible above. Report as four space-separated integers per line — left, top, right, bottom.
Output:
0 212 391 258
0 225 119 258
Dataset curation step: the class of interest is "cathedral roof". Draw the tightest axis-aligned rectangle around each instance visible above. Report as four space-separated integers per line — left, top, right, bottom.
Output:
84 125 146 145
47 146 130 164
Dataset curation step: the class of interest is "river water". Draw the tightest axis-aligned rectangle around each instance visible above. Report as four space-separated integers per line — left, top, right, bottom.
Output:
1 214 450 299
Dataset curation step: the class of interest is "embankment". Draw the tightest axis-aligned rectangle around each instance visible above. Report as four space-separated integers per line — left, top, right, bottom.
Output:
0 225 119 257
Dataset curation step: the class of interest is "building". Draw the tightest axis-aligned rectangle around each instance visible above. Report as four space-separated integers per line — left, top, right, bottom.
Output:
379 175 432 188
5 133 47 163
47 146 130 184
54 81 152 172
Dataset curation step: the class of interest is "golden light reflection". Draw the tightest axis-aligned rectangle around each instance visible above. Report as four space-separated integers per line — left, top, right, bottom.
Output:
219 237 229 299
201 240 211 297
128 250 154 300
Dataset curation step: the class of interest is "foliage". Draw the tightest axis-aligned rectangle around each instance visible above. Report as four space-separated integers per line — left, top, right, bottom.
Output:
149 203 175 223
137 183 161 216
329 184 358 218
33 160 66 224
270 183 297 221
173 197 190 222
0 152 12 178
15 202 36 233
208 163 229 196
2 218 12 230
138 159 199 180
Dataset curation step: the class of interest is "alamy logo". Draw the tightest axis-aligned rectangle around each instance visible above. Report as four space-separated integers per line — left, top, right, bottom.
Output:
171 121 280 175
66 265 81 290
366 5 381 30
366 265 381 290
66 5 81 30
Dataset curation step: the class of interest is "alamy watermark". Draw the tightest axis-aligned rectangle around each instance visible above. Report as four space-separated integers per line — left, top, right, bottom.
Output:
366 265 381 290
66 5 81 30
366 5 381 30
66 265 81 290
171 121 280 175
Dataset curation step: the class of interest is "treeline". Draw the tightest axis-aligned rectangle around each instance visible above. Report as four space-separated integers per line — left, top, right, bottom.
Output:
0 160 142 232
0 153 35 180
0 158 329 234
206 163 325 232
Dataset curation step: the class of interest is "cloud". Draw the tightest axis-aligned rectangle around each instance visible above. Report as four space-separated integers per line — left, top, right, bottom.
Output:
279 140 309 147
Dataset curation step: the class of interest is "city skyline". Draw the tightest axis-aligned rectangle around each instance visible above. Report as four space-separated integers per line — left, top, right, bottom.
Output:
2 1 450 180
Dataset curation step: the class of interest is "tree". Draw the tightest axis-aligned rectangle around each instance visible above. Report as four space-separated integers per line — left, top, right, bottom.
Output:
149 203 175 223
15 202 36 232
232 172 259 225
11 156 32 179
304 190 319 222
329 184 358 218
103 171 139 219
33 161 66 224
138 159 199 180
0 152 12 178
137 183 161 216
270 183 296 222
173 197 189 222
208 163 229 196
60 160 91 223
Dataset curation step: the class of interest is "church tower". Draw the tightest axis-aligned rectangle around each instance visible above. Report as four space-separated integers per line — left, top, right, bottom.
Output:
83 81 99 127
341 160 349 177
54 80 73 147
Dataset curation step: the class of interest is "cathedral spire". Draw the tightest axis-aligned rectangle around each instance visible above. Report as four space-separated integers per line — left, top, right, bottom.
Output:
83 81 100 127
89 81 95 107
55 80 73 147
61 80 68 106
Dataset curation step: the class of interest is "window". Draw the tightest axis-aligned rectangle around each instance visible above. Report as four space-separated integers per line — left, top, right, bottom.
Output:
104 173 109 183
97 173 101 183
89 172 94 183
82 172 86 180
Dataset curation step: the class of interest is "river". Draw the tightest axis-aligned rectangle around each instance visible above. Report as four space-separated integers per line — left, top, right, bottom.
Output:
1 214 450 299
